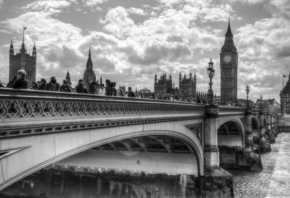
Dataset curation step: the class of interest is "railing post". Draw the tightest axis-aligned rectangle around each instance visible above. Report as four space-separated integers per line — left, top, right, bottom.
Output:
245 108 253 148
204 104 219 169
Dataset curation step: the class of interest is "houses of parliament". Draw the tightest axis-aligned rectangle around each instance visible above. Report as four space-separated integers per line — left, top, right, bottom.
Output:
154 20 238 103
8 21 238 103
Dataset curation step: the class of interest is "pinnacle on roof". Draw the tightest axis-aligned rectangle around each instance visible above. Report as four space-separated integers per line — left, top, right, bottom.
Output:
225 18 233 37
88 47 91 59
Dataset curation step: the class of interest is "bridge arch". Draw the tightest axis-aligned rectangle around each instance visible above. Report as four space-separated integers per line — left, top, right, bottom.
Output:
217 118 245 147
0 123 204 190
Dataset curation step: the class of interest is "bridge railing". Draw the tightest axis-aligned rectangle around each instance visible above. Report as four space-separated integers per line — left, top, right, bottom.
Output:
0 88 206 125
218 105 245 116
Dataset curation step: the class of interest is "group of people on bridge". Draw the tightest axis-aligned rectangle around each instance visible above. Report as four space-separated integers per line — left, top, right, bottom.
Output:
0 69 245 106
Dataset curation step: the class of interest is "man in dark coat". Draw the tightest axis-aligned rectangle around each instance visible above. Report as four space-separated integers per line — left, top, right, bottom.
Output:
60 79 72 92
44 76 60 91
75 79 87 93
88 81 97 94
12 69 28 89
7 76 17 88
128 87 135 97
38 78 46 90
105 79 112 96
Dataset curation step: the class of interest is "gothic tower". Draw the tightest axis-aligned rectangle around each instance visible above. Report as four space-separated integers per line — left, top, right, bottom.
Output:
65 70 71 85
83 48 96 88
179 71 197 98
9 29 37 87
220 19 238 103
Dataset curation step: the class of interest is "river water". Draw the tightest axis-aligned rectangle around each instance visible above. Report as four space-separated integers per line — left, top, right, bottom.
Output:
231 132 290 198
1 133 290 197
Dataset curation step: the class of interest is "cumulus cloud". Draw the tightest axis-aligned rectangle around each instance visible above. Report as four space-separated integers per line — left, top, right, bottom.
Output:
22 0 73 15
22 0 107 15
127 7 147 15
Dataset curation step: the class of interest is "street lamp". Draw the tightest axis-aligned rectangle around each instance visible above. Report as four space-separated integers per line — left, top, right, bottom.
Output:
207 58 215 104
246 85 249 107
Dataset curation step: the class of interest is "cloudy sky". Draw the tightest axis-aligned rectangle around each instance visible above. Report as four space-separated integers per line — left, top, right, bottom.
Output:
0 0 289 101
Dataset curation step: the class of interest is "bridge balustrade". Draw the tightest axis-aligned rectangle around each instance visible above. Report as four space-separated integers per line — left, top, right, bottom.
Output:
0 88 206 138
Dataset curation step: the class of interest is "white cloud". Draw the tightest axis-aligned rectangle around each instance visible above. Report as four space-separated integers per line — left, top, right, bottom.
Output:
127 7 147 16
82 0 107 8
23 0 73 15
22 0 107 14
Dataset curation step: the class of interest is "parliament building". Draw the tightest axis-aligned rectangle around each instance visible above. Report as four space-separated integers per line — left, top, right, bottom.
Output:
9 40 36 87
154 72 197 98
83 48 96 88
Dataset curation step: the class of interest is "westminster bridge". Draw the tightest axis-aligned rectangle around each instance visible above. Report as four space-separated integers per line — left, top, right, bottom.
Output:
0 88 278 193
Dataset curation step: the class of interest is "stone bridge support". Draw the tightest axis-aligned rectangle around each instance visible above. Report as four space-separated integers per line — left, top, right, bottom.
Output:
245 108 254 148
258 111 271 152
266 113 277 143
203 104 233 198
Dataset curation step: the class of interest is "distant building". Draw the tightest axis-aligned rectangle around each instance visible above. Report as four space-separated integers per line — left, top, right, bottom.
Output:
179 72 196 98
83 48 96 88
256 95 280 115
280 77 290 114
9 39 36 87
65 71 71 85
140 87 151 94
154 73 173 95
220 20 238 103
119 85 126 93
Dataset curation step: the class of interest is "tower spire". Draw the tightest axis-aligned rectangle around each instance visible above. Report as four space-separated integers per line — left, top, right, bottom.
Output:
225 18 233 37
86 48 93 70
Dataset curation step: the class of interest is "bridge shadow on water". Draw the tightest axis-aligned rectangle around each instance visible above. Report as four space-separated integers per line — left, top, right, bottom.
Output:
0 168 202 198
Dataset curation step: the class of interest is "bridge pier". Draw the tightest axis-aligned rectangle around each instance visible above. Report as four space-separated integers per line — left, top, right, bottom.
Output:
266 113 276 143
258 111 271 152
203 105 234 198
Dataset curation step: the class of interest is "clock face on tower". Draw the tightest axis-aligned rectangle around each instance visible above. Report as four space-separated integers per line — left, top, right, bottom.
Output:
223 55 232 63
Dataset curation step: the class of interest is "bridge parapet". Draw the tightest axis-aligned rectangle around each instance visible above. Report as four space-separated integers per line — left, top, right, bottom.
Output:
0 88 206 138
218 105 245 116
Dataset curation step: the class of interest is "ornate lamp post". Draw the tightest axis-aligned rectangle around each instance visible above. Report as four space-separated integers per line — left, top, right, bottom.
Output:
246 85 249 107
207 59 215 104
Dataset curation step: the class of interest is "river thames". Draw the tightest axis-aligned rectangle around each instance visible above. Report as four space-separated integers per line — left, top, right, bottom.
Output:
231 132 290 198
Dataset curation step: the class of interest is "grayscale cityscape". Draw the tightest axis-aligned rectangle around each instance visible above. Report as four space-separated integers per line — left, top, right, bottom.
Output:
0 0 289 197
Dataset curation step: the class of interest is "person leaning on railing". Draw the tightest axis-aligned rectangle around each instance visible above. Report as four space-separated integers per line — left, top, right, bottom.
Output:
44 76 60 91
12 69 28 89
75 79 88 93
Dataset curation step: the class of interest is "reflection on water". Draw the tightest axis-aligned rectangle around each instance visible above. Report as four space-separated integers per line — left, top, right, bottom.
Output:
231 133 290 198
0 170 199 198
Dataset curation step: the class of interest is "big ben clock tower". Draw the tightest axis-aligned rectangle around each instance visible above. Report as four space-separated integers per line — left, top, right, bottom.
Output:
220 20 238 103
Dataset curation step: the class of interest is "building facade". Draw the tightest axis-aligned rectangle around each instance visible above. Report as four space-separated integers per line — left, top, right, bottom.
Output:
154 73 173 95
280 76 290 114
220 20 238 103
179 72 196 98
83 49 96 88
9 41 36 87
